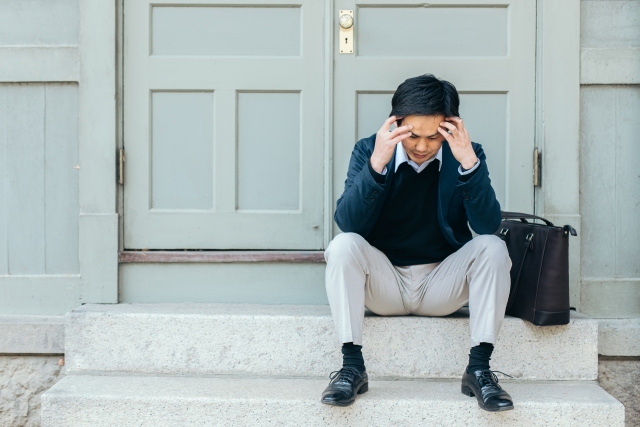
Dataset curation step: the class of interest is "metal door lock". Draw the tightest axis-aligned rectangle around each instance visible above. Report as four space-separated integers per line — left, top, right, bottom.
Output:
339 10 354 54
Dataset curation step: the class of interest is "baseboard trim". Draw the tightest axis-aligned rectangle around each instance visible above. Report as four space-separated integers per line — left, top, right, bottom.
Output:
119 251 325 263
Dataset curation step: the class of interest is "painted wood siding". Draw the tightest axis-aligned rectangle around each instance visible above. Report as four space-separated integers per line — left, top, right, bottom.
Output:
0 0 78 46
0 0 118 315
580 0 640 317
0 83 80 274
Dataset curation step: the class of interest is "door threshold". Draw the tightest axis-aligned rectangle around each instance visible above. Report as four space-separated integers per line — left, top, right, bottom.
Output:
119 251 325 263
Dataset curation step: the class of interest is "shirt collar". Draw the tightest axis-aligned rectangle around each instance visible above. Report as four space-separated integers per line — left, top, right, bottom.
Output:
394 143 443 173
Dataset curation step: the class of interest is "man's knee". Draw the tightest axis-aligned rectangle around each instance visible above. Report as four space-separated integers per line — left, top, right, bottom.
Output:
472 235 511 268
467 236 511 304
325 232 367 263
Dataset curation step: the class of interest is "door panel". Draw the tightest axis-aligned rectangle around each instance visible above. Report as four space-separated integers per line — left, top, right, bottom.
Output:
357 6 509 57
151 6 301 56
150 91 214 210
334 0 536 236
236 92 301 211
124 0 325 249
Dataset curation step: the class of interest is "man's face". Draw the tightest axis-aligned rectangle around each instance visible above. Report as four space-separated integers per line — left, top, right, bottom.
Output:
399 114 447 165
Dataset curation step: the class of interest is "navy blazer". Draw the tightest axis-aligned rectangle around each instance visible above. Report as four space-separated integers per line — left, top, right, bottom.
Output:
334 134 502 250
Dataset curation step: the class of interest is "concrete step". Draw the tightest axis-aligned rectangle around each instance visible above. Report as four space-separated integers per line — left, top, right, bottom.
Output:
65 303 598 380
41 374 624 427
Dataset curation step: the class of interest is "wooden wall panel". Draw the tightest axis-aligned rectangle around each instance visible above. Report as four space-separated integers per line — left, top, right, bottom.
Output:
0 0 78 46
0 83 79 275
45 84 80 274
0 275 81 315
579 85 640 316
582 279 640 318
580 0 640 84
580 86 617 279
0 87 7 275
6 84 46 274
0 0 115 314
613 86 640 278
580 0 640 317
581 1 640 48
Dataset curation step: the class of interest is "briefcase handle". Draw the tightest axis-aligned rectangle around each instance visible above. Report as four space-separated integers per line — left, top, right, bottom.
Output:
500 211 555 227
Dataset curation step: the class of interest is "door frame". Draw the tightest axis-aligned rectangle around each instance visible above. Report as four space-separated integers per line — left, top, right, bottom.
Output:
322 0 335 248
533 0 582 309
114 0 582 306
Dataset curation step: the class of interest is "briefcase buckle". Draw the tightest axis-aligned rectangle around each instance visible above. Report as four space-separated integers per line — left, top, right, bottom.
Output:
498 228 509 241
525 233 534 250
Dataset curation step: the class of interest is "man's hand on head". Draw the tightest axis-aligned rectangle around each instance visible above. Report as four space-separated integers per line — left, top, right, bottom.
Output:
370 115 413 174
438 117 478 170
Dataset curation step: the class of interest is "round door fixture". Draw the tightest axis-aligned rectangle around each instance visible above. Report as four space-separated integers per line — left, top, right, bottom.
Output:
339 14 354 29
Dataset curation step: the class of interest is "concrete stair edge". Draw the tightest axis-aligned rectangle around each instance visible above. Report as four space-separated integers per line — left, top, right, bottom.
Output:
41 374 625 427
64 303 598 380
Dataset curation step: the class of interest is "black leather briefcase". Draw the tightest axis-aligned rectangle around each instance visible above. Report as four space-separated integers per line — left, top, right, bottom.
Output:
494 212 577 326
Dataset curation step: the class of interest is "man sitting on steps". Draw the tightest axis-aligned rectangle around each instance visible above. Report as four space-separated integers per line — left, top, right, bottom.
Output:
321 74 514 412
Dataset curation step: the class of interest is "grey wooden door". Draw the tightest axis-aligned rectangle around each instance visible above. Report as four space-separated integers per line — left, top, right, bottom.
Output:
124 0 325 249
333 0 536 235
124 0 537 250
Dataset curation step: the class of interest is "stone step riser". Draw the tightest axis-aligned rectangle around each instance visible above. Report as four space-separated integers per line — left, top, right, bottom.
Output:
41 376 625 427
65 304 598 380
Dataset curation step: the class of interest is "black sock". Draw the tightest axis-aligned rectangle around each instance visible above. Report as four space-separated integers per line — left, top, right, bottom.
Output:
466 342 494 373
342 342 366 373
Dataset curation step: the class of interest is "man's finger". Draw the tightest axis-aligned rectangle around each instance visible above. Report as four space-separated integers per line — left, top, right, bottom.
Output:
389 124 412 137
380 115 397 133
391 132 412 145
446 116 464 131
438 127 453 141
439 121 457 133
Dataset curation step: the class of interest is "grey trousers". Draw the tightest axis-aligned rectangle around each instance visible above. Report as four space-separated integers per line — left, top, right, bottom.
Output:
324 233 512 347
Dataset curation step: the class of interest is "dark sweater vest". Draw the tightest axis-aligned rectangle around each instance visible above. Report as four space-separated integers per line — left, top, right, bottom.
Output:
366 161 455 267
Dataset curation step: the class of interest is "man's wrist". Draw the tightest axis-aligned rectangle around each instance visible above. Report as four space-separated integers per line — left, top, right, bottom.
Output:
460 156 479 171
370 157 386 174
367 160 386 184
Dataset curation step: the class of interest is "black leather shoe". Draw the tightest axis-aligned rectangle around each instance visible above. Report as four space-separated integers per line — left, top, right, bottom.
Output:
321 367 369 406
461 369 514 412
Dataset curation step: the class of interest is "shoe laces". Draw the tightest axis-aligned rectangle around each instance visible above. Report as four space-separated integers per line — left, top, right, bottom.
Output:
478 370 513 388
328 367 361 385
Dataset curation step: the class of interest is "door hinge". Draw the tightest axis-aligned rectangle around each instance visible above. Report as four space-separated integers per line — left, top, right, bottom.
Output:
533 148 540 187
118 148 125 185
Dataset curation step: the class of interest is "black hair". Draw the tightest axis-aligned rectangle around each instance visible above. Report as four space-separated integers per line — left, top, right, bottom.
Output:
389 74 460 122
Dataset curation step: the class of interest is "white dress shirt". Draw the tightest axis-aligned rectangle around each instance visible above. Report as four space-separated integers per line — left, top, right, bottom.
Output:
378 144 480 176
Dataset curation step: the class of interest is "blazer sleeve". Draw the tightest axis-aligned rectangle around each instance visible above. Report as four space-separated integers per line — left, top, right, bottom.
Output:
455 143 502 235
334 138 388 235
